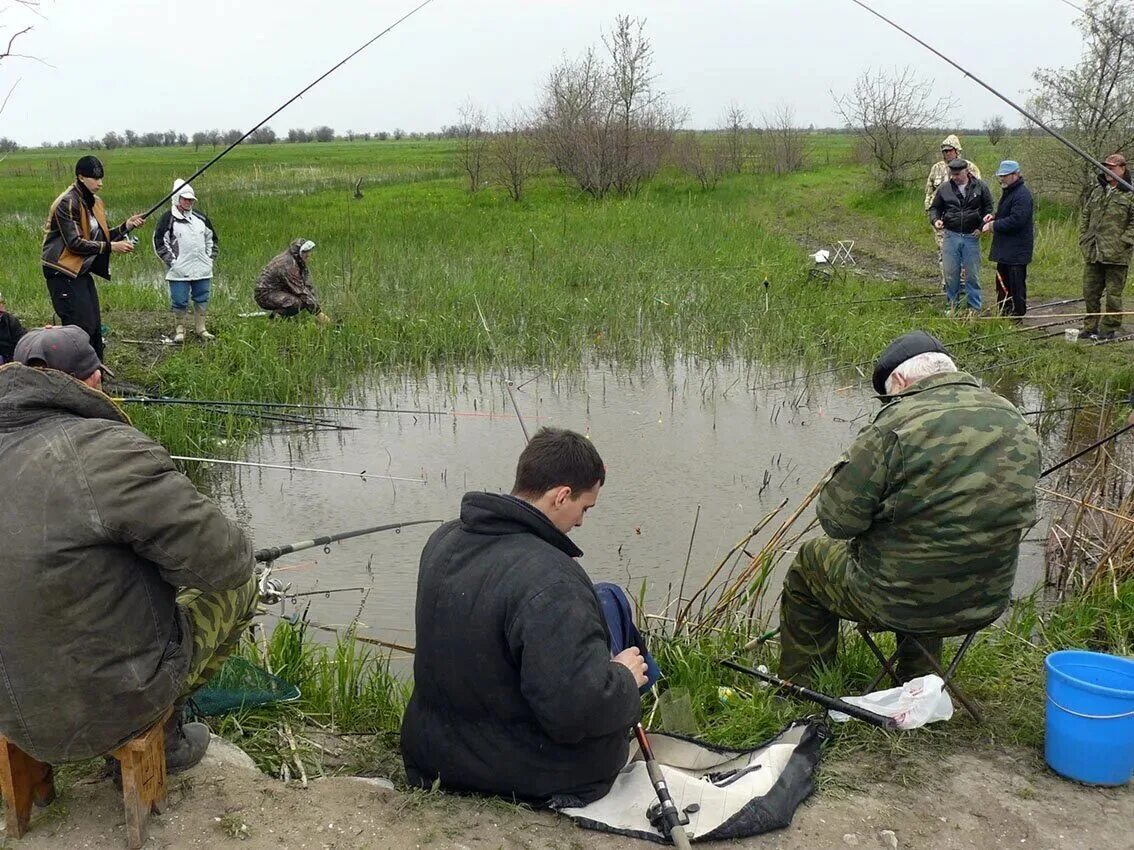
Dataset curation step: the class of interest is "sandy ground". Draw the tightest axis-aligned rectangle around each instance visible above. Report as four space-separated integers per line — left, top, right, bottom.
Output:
4 737 1130 850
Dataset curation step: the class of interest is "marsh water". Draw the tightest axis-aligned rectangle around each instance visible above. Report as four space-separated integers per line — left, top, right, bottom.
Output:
212 359 1062 651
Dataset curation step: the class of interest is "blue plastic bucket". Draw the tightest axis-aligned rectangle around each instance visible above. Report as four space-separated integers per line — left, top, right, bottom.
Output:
1044 650 1134 785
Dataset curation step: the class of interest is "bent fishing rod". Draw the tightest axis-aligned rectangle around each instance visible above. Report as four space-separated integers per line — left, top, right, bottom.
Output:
849 0 1134 193
135 0 437 220
254 518 441 563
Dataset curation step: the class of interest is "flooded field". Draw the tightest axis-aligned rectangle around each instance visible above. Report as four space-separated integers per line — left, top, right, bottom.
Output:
211 359 1061 650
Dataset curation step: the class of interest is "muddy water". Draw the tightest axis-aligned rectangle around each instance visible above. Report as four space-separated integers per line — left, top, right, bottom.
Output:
212 361 1054 650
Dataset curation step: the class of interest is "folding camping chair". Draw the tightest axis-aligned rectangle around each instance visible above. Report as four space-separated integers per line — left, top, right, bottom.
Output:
855 623 990 723
832 240 856 266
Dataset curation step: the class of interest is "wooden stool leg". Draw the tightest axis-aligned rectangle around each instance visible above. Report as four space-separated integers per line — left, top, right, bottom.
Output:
113 708 172 850
0 737 55 839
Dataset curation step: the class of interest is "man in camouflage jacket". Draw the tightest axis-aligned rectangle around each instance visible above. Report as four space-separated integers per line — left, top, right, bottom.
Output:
254 238 330 324
1079 153 1134 339
778 332 1041 685
925 135 981 287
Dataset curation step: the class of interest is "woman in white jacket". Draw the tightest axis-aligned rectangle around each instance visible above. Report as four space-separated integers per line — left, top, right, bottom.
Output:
153 179 219 341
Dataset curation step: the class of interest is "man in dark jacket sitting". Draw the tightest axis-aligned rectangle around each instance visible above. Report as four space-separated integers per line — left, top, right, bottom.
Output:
400 427 649 806
0 327 259 773
929 159 994 312
984 160 1034 318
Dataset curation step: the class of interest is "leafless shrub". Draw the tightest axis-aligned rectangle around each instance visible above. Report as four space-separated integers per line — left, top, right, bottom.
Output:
455 100 489 193
832 66 955 188
537 15 680 198
757 104 806 175
984 116 1007 146
718 103 752 174
674 132 726 190
1027 0 1134 204
488 112 542 202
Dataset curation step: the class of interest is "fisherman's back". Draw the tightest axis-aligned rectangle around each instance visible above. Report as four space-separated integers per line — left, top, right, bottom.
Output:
819 372 1041 633
401 491 640 806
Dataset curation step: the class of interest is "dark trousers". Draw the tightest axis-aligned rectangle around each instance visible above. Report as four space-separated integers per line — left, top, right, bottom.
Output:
46 272 103 359
995 263 1028 317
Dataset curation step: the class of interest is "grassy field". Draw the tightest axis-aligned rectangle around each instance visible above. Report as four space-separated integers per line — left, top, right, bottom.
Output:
3 135 1132 785
2 135 1131 455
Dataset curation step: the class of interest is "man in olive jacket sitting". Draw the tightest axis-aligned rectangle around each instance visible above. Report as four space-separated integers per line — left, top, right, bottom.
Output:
0 327 258 772
401 427 649 806
778 331 1041 685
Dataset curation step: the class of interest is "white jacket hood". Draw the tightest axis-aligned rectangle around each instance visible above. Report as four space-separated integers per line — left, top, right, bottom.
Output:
171 178 197 219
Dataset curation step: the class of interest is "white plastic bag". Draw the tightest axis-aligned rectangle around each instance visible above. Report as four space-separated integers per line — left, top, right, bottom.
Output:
829 674 954 729
811 249 830 264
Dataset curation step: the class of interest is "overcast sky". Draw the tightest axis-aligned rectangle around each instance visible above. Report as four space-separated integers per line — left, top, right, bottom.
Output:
2 0 1085 145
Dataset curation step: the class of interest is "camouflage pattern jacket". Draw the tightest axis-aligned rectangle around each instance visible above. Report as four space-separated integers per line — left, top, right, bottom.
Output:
254 239 319 313
1079 179 1134 266
924 135 981 211
816 372 1040 634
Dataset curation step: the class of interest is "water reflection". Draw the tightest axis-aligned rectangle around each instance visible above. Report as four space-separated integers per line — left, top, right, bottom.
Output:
212 359 1066 649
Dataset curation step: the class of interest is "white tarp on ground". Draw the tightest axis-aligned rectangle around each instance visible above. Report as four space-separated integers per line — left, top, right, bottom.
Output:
557 721 823 844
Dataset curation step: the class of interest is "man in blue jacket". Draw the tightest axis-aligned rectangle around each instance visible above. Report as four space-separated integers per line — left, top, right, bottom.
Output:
983 160 1034 317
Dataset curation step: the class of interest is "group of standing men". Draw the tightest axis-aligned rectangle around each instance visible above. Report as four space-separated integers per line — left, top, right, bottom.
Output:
924 134 1130 339
924 135 1033 318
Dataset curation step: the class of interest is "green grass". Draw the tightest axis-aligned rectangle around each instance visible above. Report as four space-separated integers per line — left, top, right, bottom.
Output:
2 136 1131 455
214 579 1132 790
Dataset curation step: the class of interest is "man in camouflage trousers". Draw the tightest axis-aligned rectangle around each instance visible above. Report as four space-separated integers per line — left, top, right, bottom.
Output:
1079 153 1134 340
778 331 1041 685
926 135 981 288
0 327 258 774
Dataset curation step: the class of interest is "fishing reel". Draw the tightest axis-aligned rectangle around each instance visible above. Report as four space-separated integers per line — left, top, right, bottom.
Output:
255 563 290 606
646 800 691 835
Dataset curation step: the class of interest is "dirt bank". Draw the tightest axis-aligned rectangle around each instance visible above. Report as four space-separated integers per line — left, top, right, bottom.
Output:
5 738 1129 850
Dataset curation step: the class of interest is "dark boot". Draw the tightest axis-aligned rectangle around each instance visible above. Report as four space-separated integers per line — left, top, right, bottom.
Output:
164 708 211 774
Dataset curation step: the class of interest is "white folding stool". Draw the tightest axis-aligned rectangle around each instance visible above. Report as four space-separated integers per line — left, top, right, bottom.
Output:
832 240 856 266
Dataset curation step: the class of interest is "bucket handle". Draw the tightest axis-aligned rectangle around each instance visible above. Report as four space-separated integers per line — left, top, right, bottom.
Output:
1048 695 1134 720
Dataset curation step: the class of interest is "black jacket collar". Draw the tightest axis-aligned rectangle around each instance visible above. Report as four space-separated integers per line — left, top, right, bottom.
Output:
459 491 584 558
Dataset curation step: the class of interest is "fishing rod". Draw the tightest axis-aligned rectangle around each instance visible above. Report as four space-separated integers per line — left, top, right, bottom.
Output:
848 0 1134 192
1040 422 1134 478
171 455 425 483
135 0 438 220
254 518 441 562
634 725 693 850
191 401 358 431
752 318 1071 392
118 396 447 417
1057 0 1134 48
721 659 898 729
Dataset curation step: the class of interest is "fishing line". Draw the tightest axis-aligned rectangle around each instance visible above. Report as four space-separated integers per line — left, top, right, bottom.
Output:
138 0 438 219
848 0 1134 191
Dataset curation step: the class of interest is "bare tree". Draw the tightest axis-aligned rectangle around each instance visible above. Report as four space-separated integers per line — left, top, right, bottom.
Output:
1 1 45 120
984 116 1007 146
674 132 725 190
488 112 542 202
832 66 955 188
455 100 489 192
757 104 806 175
537 15 679 198
719 103 751 173
1028 0 1134 203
